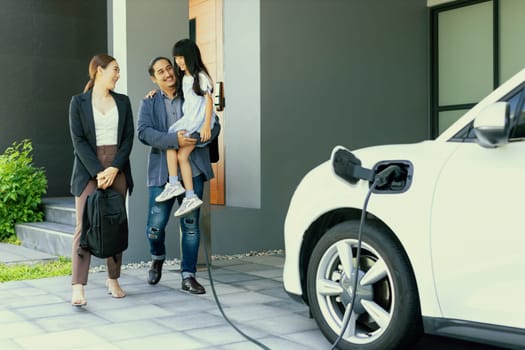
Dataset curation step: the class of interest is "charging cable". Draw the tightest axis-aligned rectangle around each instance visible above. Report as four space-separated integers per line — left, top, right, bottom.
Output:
330 165 401 350
203 243 271 350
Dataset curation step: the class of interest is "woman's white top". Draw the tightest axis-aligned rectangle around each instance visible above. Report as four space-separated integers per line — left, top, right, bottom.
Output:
92 102 118 146
168 71 215 135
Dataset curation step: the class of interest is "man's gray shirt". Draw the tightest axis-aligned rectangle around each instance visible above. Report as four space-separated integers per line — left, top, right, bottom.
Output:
137 90 220 187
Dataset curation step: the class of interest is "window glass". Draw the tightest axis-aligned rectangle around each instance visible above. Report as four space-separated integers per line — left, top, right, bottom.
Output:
438 2 493 106
500 0 525 83
509 90 525 139
439 110 468 135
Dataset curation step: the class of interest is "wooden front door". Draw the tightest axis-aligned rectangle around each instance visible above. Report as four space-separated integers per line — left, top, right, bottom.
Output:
189 0 224 205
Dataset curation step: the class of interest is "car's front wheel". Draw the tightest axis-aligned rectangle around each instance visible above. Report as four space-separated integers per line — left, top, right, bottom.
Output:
307 220 421 350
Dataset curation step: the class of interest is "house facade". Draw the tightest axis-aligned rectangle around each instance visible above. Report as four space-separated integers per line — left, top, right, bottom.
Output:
2 0 520 262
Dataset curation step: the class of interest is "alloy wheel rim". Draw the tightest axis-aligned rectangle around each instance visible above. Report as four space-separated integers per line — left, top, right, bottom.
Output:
315 238 395 344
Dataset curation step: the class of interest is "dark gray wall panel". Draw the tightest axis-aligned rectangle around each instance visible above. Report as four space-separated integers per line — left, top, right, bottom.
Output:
256 0 429 251
0 0 107 196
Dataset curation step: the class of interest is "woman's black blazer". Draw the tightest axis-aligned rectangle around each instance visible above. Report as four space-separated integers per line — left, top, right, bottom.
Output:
68 89 134 196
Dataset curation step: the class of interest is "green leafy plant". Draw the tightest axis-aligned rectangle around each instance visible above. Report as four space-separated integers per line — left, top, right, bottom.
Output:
0 139 47 241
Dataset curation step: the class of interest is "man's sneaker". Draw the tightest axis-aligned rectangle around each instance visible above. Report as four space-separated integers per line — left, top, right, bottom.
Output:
174 196 203 217
155 182 185 202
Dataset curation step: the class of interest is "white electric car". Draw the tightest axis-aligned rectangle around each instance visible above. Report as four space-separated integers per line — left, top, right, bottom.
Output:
283 68 525 350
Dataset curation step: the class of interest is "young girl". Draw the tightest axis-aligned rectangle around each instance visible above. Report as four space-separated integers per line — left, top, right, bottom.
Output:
155 39 216 218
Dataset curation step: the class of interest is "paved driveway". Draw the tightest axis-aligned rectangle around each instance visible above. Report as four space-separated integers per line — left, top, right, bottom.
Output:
0 254 504 349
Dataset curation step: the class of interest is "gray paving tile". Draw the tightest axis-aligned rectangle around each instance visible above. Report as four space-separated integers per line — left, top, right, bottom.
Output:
201 270 261 284
185 324 266 346
155 291 216 315
218 340 266 350
247 268 283 279
0 291 16 300
257 285 291 299
123 288 185 305
204 280 250 295
0 339 23 350
4 286 48 297
115 332 207 350
94 304 173 323
24 275 72 290
0 281 29 290
15 302 80 319
1 294 64 309
208 304 290 323
210 259 246 268
0 309 23 323
14 329 109 350
283 329 333 350
265 298 311 314
75 344 120 350
239 255 285 268
244 313 319 335
0 321 44 339
35 313 110 332
205 291 281 307
156 312 225 331
222 262 277 273
253 336 319 350
219 336 315 350
230 278 283 292
90 319 172 341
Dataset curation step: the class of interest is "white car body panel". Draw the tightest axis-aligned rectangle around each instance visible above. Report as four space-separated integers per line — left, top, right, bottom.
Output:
284 140 462 318
431 140 525 328
283 67 525 334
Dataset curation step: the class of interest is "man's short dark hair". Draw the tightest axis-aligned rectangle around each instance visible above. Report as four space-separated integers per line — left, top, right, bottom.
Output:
148 56 172 77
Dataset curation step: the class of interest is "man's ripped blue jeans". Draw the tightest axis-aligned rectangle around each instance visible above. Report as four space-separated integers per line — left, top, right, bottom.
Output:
145 174 204 275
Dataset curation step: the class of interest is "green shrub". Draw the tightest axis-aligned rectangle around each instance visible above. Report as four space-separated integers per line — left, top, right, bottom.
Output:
0 256 71 282
0 139 47 241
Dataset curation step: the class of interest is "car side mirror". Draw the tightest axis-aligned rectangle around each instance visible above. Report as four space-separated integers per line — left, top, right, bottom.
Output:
474 102 510 148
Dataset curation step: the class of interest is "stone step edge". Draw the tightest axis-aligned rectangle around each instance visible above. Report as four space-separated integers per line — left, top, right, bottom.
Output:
15 222 75 236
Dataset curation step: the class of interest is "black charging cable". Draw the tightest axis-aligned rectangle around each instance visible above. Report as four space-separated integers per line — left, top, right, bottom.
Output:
203 243 271 350
330 165 401 350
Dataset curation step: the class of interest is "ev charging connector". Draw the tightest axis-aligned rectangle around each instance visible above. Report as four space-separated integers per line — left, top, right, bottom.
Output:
328 146 410 350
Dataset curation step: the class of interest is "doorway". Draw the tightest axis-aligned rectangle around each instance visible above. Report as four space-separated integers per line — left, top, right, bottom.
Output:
189 0 225 205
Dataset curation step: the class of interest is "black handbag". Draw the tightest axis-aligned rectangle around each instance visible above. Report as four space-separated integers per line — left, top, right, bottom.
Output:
209 136 219 163
79 188 128 260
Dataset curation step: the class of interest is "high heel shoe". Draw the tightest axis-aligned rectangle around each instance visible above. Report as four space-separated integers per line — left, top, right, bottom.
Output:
71 284 87 307
106 279 126 298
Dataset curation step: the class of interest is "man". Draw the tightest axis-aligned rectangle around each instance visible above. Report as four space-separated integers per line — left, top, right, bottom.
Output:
137 56 220 294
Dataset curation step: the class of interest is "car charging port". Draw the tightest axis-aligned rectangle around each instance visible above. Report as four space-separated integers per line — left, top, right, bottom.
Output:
372 160 413 193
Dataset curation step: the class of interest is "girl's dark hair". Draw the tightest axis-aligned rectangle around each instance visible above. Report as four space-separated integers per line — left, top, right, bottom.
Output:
83 54 116 93
148 56 172 77
172 39 212 96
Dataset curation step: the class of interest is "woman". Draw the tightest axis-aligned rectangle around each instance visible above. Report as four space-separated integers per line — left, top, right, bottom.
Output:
68 54 134 306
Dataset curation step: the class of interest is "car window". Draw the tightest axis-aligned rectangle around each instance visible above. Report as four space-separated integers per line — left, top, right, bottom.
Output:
509 91 525 139
450 85 525 142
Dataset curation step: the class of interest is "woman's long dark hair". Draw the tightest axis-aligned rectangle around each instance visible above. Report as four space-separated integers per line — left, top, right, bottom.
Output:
172 39 212 96
83 54 116 93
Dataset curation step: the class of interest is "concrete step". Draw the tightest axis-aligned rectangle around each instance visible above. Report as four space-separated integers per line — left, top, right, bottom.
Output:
0 243 58 265
42 197 75 226
16 221 74 258
16 197 108 266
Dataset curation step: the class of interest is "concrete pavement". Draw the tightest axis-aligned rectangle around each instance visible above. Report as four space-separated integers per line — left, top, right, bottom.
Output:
0 244 504 350
0 244 330 350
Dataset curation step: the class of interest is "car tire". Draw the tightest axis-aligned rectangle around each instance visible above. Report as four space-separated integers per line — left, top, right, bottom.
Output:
307 220 421 350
